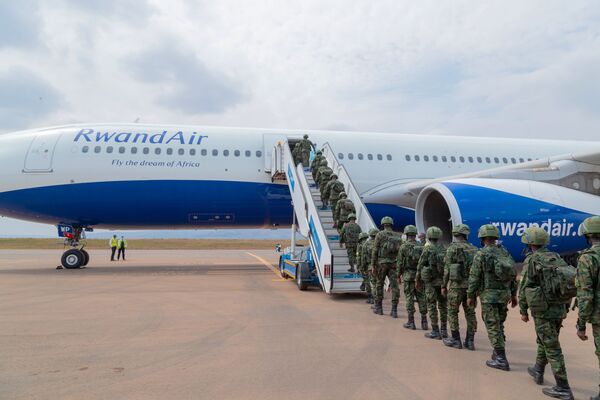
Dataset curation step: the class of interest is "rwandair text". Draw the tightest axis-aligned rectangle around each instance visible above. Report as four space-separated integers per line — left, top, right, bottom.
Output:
74 128 208 146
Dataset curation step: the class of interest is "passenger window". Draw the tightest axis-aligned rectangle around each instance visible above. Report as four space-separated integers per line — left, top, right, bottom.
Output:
212 150 219 156
367 154 373 160
414 155 420 162
494 157 500 163
442 156 447 162
450 156 456 162
256 150 262 157
348 153 354 160
377 154 383 160
94 146 101 154
338 153 344 160
119 147 126 154
190 149 196 156
234 150 240 157
459 156 465 163
477 156 482 163
511 157 516 164
433 155 438 162
82 146 89 153
167 148 173 155
201 149 208 156
106 146 114 154
223 150 230 157
178 149 185 156
423 155 429 162
131 147 138 154
405 155 411 161
245 150 251 157
155 148 161 155
143 147 150 155
527 158 533 161
468 156 474 163
485 157 491 163
358 153 363 160
387 154 392 161
502 157 508 163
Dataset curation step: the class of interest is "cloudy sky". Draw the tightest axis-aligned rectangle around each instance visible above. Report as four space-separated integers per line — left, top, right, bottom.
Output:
1 0 599 236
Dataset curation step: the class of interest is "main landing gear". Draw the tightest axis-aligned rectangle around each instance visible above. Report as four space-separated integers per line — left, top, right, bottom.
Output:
60 227 90 269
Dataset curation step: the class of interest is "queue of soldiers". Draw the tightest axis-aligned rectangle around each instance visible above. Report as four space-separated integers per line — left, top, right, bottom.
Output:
301 138 600 400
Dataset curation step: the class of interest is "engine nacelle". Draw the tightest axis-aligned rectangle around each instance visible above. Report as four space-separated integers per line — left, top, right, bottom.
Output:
415 178 598 261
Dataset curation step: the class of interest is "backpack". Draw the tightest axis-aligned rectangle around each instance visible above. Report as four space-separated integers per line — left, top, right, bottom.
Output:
486 247 516 283
449 244 476 281
421 244 444 282
406 242 424 270
534 252 577 304
379 232 402 259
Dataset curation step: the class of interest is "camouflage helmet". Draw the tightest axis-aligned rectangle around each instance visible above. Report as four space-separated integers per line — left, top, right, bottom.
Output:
404 225 418 235
359 232 369 240
478 224 500 239
452 224 470 236
303 134 309 139
339 192 347 198
580 216 600 236
316 150 322 155
380 216 394 226
368 228 379 237
348 213 357 220
331 174 338 179
426 226 442 240
320 159 328 166
521 226 549 246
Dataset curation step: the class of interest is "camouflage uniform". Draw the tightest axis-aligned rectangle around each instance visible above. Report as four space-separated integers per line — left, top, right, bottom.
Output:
519 248 570 383
416 238 447 338
322 176 345 210
362 229 378 302
371 224 402 316
397 238 427 325
340 218 362 272
292 143 302 165
577 243 600 395
356 233 369 290
310 152 324 180
318 166 333 195
443 241 478 337
299 136 313 166
467 242 517 369
335 198 356 231
314 160 328 186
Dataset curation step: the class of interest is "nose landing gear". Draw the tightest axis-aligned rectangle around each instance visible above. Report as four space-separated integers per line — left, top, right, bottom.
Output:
60 227 90 269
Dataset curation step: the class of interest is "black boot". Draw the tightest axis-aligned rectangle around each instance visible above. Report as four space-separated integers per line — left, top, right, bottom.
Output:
403 312 416 330
421 314 428 331
424 325 441 339
390 304 398 318
527 362 546 385
442 330 463 349
465 332 475 351
360 282 366 291
592 385 600 400
440 324 448 339
366 295 374 304
373 301 383 315
541 375 574 400
486 348 510 371
347 266 355 273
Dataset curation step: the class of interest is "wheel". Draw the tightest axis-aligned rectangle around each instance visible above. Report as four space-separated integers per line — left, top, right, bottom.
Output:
296 266 308 291
279 256 288 279
80 249 90 266
61 249 84 269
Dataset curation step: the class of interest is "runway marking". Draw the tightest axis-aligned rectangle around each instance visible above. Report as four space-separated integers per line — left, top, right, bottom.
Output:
246 252 285 281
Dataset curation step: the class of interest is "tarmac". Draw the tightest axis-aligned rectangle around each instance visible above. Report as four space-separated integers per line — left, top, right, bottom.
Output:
0 249 598 400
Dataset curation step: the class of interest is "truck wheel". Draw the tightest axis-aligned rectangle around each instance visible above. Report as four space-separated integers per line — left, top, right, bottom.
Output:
296 266 308 291
61 249 84 269
279 256 288 279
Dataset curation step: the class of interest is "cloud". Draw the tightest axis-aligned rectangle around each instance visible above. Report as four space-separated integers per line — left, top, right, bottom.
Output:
0 68 61 130
0 1 42 48
127 44 245 114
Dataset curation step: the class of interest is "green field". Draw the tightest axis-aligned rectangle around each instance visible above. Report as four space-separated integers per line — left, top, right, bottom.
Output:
0 238 306 250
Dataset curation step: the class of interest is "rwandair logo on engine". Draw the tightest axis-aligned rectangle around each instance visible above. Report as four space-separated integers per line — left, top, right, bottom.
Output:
74 128 208 145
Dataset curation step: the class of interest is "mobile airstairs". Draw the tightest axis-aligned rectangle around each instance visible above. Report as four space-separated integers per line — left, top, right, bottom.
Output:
270 140 377 294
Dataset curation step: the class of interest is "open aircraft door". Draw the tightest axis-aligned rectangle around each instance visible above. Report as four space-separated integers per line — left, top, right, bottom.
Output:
23 133 62 173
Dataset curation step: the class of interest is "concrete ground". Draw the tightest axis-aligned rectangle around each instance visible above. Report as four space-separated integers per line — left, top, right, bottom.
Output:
0 250 597 400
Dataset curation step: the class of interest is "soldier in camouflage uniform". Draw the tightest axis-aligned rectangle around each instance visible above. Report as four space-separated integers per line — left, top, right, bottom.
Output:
442 224 478 350
335 196 356 232
311 150 324 180
292 143 302 165
299 134 314 166
356 232 369 290
519 227 574 400
363 228 379 304
314 159 328 188
340 214 362 273
318 163 334 196
322 174 345 210
397 225 428 330
371 216 402 317
467 224 518 372
416 226 448 339
576 216 600 400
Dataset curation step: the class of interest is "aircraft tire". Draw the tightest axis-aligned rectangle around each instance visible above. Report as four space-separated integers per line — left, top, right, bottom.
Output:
62 249 84 269
81 249 90 266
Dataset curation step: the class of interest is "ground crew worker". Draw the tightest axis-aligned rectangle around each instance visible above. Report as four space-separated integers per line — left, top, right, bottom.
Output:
292 143 302 165
117 236 127 261
363 228 379 304
299 134 314 166
442 224 478 350
110 234 118 261
322 174 344 210
416 226 448 339
340 214 362 273
335 196 356 232
371 216 402 317
317 162 333 194
397 225 428 330
356 232 369 289
467 224 518 372
519 227 574 400
311 150 324 180
576 216 600 400
315 159 328 187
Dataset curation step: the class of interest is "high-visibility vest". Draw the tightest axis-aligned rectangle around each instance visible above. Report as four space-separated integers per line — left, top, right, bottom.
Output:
110 238 118 247
118 239 127 249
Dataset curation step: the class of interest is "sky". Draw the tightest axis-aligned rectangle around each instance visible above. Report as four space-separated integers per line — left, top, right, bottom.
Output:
1 0 599 237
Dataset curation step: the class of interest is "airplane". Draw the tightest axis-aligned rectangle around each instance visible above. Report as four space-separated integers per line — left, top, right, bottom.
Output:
0 123 599 269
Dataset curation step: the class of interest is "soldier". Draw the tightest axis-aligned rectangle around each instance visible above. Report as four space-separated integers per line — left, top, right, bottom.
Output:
371 216 402 317
467 224 518 372
299 134 314 166
318 163 334 195
340 213 362 273
314 159 328 188
292 143 302 165
416 226 448 339
442 224 478 350
363 228 379 304
519 227 574 400
397 225 428 330
576 216 600 400
356 232 369 290
322 174 345 210
335 195 356 232
311 150 324 180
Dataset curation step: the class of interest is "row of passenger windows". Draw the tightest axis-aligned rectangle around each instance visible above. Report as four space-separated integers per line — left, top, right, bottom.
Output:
338 153 393 161
81 146 263 158
337 152 534 164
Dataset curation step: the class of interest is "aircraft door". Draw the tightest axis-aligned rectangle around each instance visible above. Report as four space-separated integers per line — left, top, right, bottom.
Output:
23 133 62 173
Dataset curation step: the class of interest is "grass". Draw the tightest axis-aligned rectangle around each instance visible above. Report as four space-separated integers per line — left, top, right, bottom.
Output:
0 238 307 250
